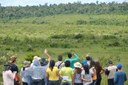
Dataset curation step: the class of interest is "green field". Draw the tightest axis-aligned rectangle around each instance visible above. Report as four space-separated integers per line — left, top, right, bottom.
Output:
0 14 128 85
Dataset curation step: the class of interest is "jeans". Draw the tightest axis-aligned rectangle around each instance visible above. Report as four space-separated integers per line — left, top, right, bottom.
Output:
61 82 72 85
48 80 59 85
90 80 96 85
23 82 28 85
96 78 101 85
31 79 43 85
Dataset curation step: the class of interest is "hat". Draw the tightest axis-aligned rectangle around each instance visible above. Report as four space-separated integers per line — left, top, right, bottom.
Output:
23 61 31 67
40 58 48 66
81 60 87 65
117 64 122 69
74 62 82 68
33 56 41 60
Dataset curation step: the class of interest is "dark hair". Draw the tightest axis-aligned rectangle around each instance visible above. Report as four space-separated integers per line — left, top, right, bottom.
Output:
3 62 11 71
83 65 89 74
65 60 70 67
58 55 62 61
86 56 91 61
108 60 113 64
95 61 103 76
49 60 55 71
75 68 82 74
90 60 96 68
68 53 72 58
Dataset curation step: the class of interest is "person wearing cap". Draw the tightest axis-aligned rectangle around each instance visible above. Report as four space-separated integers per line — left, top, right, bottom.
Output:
86 56 92 67
105 61 117 85
72 62 83 85
3 62 17 85
30 59 44 85
64 51 79 69
114 64 127 85
20 61 31 85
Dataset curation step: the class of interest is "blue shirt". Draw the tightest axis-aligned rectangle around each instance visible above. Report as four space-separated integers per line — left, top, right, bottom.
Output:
114 71 127 85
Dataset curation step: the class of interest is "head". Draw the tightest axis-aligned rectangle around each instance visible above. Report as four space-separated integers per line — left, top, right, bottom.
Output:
86 56 91 61
90 60 96 68
3 62 11 71
108 61 113 65
95 61 102 74
33 59 41 66
9 56 17 63
117 64 122 70
68 53 72 58
58 55 62 61
81 60 87 66
74 62 82 73
49 60 55 71
23 61 31 67
40 58 48 66
65 60 70 67
83 64 89 74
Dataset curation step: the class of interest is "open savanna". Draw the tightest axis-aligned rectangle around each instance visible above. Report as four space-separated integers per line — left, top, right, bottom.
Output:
0 14 128 85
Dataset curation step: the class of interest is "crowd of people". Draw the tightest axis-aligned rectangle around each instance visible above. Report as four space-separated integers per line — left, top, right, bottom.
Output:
2 49 127 85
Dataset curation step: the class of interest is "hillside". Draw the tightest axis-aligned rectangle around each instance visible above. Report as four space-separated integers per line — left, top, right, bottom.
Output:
0 14 128 84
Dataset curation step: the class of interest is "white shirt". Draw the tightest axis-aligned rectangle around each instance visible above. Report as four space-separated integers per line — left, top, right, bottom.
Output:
107 65 117 79
3 70 16 85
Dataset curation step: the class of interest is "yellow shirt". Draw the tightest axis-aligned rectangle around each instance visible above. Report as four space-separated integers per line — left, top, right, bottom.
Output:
59 67 73 82
46 67 59 80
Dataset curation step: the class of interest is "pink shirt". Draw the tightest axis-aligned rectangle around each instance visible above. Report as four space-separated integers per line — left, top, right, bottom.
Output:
3 70 16 85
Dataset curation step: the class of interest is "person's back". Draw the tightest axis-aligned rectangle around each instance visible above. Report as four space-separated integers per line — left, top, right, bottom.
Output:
114 64 127 85
107 65 117 79
3 63 16 85
20 67 31 85
64 52 79 69
59 60 73 85
114 71 127 85
55 55 63 69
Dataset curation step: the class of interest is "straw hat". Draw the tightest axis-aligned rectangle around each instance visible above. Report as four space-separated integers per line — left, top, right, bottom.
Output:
23 61 31 67
74 62 82 68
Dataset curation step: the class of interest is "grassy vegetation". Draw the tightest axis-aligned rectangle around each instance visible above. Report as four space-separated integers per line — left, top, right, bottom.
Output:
0 14 128 85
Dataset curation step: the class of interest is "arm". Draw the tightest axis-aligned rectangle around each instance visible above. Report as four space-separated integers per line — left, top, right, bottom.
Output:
44 49 51 62
8 70 16 79
124 72 127 82
72 54 79 62
72 74 74 85
114 72 118 84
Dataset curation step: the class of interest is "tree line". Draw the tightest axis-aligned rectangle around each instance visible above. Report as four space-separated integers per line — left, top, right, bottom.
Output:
0 1 128 20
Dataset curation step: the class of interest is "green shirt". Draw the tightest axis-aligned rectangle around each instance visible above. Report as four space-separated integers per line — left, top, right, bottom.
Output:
64 54 79 69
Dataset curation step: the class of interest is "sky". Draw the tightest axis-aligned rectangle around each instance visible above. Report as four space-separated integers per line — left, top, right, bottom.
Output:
0 0 127 6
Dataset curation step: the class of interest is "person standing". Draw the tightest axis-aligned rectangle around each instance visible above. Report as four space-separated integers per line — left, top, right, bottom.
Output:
72 62 83 85
20 61 31 85
46 60 60 85
64 51 79 69
81 64 92 85
114 64 127 85
9 56 20 85
59 60 74 85
105 61 117 85
95 61 104 85
3 62 17 85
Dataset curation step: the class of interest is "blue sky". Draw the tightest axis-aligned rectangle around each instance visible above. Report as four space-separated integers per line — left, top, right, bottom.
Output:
0 0 127 6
